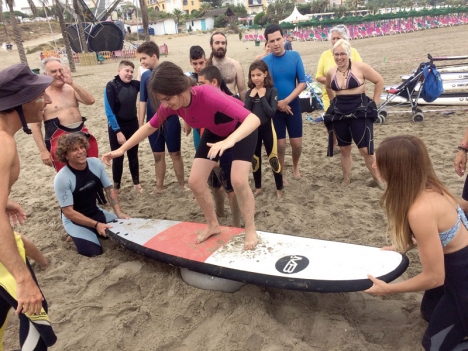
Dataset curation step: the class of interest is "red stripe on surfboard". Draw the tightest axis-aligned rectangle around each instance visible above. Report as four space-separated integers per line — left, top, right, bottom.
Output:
143 222 244 262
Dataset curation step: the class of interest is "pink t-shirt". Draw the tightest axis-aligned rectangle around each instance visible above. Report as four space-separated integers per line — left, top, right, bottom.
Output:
149 85 249 137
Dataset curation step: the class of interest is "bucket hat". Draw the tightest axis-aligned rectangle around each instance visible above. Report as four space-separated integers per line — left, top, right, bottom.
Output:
0 63 53 111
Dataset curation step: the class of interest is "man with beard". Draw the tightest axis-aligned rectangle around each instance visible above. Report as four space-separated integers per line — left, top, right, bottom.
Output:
208 32 247 102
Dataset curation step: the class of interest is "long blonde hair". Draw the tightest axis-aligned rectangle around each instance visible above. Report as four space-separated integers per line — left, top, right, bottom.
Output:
376 135 455 252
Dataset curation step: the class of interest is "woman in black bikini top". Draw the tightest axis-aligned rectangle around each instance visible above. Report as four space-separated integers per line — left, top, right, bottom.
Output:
324 39 385 189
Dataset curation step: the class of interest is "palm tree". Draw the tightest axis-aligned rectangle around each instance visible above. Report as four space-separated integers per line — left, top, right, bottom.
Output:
5 0 28 64
172 9 184 34
0 0 11 41
54 0 77 71
73 0 88 52
138 0 150 41
26 0 39 17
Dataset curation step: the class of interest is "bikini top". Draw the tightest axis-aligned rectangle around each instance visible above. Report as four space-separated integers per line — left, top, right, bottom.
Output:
330 60 364 91
439 205 468 247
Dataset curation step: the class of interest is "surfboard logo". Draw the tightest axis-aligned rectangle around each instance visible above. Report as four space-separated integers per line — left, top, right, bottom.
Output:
275 255 309 274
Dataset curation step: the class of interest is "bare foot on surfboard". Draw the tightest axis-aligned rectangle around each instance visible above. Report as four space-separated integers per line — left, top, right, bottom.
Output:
243 230 258 250
195 224 221 244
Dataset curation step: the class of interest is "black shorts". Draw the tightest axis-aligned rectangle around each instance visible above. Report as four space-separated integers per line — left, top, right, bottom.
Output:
195 126 257 163
333 117 374 150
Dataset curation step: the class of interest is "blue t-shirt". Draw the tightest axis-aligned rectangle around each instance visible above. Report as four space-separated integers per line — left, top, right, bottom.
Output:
139 69 154 122
263 51 306 101
54 158 112 218
284 41 292 51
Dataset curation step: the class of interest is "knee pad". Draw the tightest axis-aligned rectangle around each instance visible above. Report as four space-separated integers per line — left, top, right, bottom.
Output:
269 156 281 173
252 155 260 172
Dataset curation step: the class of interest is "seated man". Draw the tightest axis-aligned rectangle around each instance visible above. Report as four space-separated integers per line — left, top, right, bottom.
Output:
53 134 129 257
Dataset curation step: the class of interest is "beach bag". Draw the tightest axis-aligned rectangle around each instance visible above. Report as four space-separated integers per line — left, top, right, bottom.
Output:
421 64 443 102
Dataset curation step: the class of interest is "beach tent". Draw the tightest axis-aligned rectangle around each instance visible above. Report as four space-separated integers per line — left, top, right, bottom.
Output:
279 7 309 24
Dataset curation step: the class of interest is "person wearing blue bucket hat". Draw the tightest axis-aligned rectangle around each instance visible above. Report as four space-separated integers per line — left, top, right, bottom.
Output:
0 64 57 350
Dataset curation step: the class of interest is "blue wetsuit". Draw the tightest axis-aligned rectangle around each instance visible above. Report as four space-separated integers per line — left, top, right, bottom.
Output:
104 75 140 189
140 69 181 153
54 158 117 257
263 51 306 140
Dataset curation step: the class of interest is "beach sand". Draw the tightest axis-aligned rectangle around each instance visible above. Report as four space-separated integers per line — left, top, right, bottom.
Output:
1 25 468 350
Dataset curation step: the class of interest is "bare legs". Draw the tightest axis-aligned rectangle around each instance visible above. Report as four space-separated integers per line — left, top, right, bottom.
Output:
189 158 257 250
230 160 257 250
339 146 385 188
277 137 302 185
151 151 186 194
189 158 221 243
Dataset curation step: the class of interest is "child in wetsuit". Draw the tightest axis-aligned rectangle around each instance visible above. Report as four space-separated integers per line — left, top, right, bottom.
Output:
104 60 142 193
244 60 283 199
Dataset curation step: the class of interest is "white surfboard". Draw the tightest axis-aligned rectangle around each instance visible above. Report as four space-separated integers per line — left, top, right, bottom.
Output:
380 92 468 106
401 72 468 81
106 218 409 293
385 79 468 93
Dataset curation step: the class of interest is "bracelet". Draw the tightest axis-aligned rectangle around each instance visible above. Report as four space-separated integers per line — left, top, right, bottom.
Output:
457 146 468 153
94 221 99 229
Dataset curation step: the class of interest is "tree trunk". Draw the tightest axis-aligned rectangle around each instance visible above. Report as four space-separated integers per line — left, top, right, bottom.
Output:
73 0 89 52
139 0 150 41
55 0 77 72
0 1 10 41
7 4 28 64
26 0 39 18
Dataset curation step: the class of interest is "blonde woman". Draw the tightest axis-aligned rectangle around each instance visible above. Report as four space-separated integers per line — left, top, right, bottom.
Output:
324 39 384 188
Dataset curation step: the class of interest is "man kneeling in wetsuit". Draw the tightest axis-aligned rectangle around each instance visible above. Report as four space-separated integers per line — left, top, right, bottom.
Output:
53 134 129 257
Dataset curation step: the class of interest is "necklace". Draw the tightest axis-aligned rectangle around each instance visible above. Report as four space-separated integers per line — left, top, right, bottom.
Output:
337 66 349 77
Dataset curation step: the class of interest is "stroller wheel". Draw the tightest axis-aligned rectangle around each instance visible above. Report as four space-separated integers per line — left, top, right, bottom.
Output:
413 112 424 123
378 110 388 118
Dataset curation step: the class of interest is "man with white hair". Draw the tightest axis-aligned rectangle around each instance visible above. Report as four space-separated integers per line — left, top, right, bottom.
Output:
30 57 97 172
0 64 57 350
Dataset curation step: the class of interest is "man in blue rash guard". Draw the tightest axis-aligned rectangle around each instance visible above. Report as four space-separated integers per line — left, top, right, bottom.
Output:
263 24 306 184
104 60 142 193
54 133 129 257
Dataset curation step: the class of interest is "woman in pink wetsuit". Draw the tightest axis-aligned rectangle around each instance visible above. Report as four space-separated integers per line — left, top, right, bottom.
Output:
102 62 261 250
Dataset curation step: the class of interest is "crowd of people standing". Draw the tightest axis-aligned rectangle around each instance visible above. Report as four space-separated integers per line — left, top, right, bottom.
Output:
0 23 468 351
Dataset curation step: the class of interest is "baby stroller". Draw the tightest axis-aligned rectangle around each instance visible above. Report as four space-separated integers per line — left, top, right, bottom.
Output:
378 55 436 123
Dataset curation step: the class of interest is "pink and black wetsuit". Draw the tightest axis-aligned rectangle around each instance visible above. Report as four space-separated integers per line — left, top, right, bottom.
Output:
149 85 258 162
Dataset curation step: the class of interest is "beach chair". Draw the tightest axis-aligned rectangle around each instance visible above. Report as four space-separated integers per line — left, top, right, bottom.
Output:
98 51 113 61
258 34 265 42
113 50 123 61
122 49 136 59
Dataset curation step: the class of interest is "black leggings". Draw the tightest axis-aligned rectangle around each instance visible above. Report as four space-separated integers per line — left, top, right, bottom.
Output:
0 261 56 350
108 122 140 189
420 246 468 351
252 120 283 191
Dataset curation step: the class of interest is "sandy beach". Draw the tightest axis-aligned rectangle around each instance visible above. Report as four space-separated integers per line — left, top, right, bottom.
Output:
1 25 468 350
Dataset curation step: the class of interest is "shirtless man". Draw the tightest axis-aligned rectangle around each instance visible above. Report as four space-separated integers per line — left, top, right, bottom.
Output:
208 32 247 101
0 64 57 350
30 57 96 171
